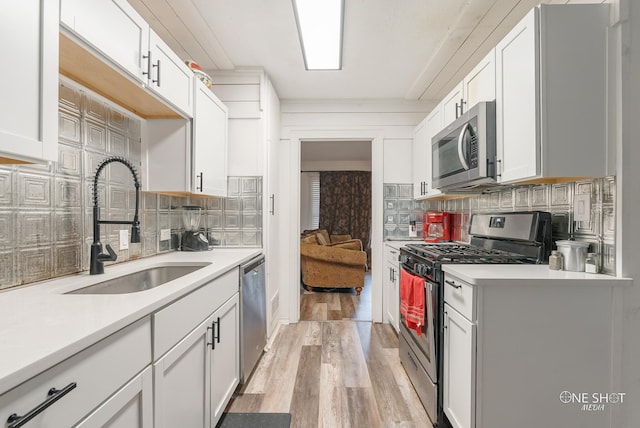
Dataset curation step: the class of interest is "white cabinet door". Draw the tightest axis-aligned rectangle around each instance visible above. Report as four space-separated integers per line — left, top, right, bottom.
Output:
463 49 496 108
495 9 539 184
76 367 153 428
210 294 240 426
148 30 194 117
385 261 399 332
424 107 443 197
442 82 464 127
0 0 58 163
443 304 476 428
193 79 228 197
154 317 212 428
412 117 428 199
60 0 149 83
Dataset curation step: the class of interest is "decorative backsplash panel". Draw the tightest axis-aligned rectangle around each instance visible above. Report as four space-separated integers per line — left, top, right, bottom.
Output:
0 81 261 290
423 178 616 275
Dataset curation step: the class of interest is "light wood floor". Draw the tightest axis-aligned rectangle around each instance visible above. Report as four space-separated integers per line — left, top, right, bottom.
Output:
299 273 373 322
226 319 431 428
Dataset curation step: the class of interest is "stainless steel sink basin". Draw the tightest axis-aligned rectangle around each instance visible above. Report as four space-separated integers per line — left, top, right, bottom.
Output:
68 264 208 294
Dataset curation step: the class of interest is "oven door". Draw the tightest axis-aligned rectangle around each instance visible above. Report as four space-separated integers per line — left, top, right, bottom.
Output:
399 267 438 382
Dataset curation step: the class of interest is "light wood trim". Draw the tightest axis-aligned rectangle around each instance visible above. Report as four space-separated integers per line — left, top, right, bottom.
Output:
0 157 31 164
59 33 182 119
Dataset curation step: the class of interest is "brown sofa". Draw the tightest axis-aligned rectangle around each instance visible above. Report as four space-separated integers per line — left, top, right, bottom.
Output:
300 230 367 295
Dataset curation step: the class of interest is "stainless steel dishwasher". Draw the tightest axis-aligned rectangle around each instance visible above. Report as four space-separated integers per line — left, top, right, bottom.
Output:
239 254 266 384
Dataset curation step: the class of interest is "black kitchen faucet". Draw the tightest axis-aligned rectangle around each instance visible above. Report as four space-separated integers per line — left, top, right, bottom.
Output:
90 156 141 275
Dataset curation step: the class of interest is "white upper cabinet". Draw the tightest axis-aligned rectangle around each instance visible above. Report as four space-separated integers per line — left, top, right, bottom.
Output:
495 4 608 184
442 82 464 128
60 0 194 117
412 116 428 199
413 106 443 199
0 1 58 163
147 30 194 117
193 79 228 197
463 49 496 110
143 79 228 197
60 0 148 83
441 50 496 130
424 107 443 198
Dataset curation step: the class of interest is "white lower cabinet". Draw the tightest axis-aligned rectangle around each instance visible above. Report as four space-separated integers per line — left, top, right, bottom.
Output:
154 317 212 428
153 269 240 428
443 303 475 428
384 244 401 332
209 295 240 424
442 269 616 428
0 318 151 428
154 293 239 428
76 367 153 428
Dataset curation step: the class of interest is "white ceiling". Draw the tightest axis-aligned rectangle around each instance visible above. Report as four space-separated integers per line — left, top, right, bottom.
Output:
126 0 567 102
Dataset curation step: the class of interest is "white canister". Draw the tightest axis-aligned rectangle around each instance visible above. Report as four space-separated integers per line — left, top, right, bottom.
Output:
555 240 590 272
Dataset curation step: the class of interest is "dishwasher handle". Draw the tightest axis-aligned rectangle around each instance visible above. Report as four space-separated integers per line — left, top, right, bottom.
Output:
242 255 265 275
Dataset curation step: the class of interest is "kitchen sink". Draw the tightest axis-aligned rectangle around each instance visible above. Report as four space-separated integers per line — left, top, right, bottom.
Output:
67 264 209 294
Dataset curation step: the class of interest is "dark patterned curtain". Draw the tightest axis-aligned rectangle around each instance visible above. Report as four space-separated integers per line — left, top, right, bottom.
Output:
319 171 372 261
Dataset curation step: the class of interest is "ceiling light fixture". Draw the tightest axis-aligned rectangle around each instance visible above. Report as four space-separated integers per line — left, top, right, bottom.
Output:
292 0 344 70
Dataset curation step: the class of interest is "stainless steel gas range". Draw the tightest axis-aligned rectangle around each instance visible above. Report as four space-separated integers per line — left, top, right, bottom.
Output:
398 211 552 427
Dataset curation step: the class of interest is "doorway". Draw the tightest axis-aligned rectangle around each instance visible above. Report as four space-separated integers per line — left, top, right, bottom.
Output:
285 129 384 325
298 140 373 321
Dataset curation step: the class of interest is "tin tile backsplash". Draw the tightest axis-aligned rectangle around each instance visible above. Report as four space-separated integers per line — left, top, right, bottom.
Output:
0 81 261 290
430 178 616 275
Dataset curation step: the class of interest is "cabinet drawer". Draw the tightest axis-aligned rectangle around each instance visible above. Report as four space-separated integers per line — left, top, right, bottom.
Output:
0 317 151 428
154 268 239 359
444 275 475 321
385 246 401 264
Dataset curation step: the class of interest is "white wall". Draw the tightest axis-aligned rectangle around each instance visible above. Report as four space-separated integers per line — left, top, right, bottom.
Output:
614 0 640 426
279 99 433 324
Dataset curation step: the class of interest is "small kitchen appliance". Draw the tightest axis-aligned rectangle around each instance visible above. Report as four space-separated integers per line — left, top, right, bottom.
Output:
180 206 209 251
399 211 552 427
423 211 451 243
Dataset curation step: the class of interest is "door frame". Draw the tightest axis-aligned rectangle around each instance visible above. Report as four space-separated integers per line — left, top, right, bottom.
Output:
286 128 384 323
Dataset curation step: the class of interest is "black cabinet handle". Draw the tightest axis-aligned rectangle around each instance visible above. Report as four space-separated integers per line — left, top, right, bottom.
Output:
196 173 203 192
142 51 151 79
445 279 462 289
216 316 221 345
152 59 161 87
207 323 214 349
208 317 221 350
7 382 77 428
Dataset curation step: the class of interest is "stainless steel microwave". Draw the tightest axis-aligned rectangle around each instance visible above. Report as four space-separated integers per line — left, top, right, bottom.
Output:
431 100 496 190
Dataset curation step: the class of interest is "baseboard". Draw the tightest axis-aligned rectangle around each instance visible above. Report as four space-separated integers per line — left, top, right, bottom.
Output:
265 319 289 352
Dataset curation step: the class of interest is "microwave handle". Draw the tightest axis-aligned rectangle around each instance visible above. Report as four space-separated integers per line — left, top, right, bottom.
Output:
457 122 471 171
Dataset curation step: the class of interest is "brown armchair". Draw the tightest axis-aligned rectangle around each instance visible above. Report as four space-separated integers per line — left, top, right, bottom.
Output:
300 230 367 295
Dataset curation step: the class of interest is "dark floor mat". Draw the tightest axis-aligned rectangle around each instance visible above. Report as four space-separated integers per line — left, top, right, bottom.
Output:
217 412 291 428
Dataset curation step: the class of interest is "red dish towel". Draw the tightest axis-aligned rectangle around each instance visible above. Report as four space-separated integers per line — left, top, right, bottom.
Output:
400 269 425 337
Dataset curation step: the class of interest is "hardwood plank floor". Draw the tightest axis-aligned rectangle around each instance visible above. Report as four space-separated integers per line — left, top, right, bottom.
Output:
226 320 431 428
300 272 372 322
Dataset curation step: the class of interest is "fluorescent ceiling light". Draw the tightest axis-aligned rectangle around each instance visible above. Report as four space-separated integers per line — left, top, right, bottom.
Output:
293 0 344 70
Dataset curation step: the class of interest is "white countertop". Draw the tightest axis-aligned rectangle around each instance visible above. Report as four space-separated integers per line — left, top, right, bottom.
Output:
0 248 261 395
442 264 633 287
384 239 423 250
